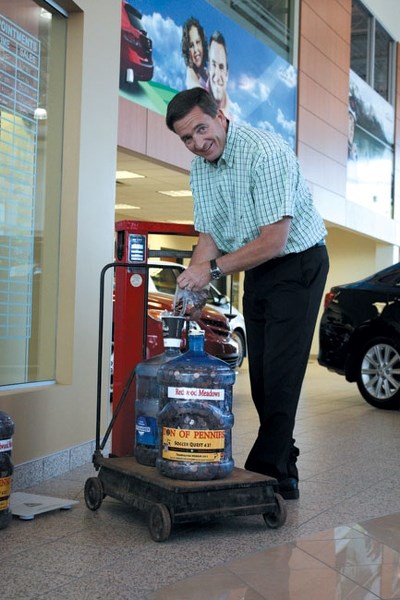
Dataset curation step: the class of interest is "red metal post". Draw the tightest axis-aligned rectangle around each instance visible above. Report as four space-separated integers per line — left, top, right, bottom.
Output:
111 220 195 457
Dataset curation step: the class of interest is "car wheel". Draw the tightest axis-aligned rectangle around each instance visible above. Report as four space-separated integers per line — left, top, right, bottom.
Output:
232 330 246 368
356 337 400 409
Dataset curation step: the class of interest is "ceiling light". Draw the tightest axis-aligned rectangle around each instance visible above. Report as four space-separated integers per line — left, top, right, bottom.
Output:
115 204 141 210
166 219 194 225
34 107 47 120
116 171 145 180
158 190 192 198
40 8 52 19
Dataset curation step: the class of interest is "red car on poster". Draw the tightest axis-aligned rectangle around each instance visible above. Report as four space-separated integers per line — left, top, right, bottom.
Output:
120 1 154 86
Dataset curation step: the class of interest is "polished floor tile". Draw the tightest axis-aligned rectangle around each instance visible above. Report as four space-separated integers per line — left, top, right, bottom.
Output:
5 360 400 599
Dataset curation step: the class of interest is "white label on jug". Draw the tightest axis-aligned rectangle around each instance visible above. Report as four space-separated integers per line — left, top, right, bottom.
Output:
0 439 12 452
167 386 224 400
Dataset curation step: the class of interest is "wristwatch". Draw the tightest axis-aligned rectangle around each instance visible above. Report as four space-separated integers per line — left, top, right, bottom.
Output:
209 259 223 280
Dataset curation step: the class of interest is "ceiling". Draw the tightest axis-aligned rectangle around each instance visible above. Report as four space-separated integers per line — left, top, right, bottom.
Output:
115 149 195 225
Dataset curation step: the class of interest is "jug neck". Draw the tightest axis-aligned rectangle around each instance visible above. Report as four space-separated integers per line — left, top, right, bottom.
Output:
188 330 205 353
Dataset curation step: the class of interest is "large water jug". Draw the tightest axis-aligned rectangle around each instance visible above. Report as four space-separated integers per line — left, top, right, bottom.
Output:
156 330 235 480
135 315 185 466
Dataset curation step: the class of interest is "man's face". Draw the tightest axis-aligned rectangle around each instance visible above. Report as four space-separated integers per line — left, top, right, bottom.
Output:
173 106 227 162
208 41 228 104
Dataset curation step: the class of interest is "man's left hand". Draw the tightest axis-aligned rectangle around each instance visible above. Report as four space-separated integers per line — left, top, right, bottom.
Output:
177 262 211 291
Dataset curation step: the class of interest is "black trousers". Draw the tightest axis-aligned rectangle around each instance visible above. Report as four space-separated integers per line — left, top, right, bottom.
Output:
243 244 329 481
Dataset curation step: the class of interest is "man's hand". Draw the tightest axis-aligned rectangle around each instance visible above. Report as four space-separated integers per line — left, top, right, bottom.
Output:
177 262 211 291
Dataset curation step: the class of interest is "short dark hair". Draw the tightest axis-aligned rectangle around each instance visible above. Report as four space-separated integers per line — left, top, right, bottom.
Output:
166 88 219 131
209 31 228 70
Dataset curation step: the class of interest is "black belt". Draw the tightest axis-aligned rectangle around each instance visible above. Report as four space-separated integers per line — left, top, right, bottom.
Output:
312 239 325 248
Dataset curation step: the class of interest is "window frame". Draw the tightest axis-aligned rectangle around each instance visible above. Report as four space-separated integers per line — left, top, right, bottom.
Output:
351 0 396 105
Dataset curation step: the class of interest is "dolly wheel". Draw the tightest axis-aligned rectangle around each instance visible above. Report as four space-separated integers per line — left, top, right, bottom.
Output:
84 477 104 511
148 503 172 542
263 493 287 529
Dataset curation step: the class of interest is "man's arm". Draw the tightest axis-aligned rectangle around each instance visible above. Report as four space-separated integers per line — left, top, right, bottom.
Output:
190 232 221 264
177 217 291 291
218 217 291 274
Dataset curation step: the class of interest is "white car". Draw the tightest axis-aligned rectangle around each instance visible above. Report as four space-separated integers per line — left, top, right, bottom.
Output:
148 261 247 367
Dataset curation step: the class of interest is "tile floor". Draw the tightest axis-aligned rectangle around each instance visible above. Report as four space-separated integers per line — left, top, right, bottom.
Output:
3 359 400 599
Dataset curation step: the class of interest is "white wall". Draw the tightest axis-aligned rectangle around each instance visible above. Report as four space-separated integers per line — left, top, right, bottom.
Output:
0 0 121 465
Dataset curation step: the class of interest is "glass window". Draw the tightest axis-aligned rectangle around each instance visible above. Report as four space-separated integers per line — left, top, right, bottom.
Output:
351 0 395 103
149 265 184 295
374 21 391 100
210 0 295 63
0 1 66 387
347 1 395 218
350 1 369 83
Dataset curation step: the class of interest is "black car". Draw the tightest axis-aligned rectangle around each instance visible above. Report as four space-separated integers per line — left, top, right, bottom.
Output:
318 262 400 410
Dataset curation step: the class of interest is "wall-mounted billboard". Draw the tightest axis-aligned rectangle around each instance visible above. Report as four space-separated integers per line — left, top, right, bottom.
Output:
119 0 297 147
347 69 394 218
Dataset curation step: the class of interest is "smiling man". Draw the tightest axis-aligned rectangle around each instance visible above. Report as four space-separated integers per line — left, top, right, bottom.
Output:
207 31 230 116
166 87 329 500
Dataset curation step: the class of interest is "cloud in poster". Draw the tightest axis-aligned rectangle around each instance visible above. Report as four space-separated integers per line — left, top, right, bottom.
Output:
278 65 297 88
255 109 295 147
237 74 271 102
142 12 184 90
349 70 394 145
276 109 296 136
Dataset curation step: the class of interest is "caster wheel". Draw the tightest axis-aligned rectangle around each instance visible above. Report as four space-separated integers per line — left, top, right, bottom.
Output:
148 503 171 542
84 477 104 511
263 493 287 529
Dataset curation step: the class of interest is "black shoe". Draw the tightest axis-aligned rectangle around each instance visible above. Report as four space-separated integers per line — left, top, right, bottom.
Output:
278 477 299 500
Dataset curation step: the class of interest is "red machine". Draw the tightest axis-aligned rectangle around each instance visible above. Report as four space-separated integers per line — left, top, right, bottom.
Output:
112 220 196 457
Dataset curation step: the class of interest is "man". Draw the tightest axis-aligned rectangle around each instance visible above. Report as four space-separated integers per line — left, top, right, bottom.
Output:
166 88 329 500
207 31 230 117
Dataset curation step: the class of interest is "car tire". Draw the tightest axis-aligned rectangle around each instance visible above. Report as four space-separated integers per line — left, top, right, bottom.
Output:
356 336 400 410
232 330 246 368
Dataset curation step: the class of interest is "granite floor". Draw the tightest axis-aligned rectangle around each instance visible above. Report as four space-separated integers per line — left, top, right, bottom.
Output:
3 359 400 599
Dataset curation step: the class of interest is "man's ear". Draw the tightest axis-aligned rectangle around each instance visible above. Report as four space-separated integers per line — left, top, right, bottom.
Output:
216 109 227 125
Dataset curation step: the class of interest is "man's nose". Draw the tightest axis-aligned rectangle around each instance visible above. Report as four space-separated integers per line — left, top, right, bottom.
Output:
192 133 205 150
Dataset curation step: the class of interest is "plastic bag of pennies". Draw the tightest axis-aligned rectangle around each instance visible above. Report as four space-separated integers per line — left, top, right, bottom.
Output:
173 285 209 319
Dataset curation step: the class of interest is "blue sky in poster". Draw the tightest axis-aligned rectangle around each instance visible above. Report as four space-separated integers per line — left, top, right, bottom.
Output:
123 0 297 147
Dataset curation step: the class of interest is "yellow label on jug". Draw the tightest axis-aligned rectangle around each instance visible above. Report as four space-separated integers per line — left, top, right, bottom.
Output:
161 427 225 462
0 476 11 498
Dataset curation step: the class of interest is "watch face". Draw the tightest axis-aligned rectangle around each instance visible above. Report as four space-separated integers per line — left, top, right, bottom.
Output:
210 259 222 280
